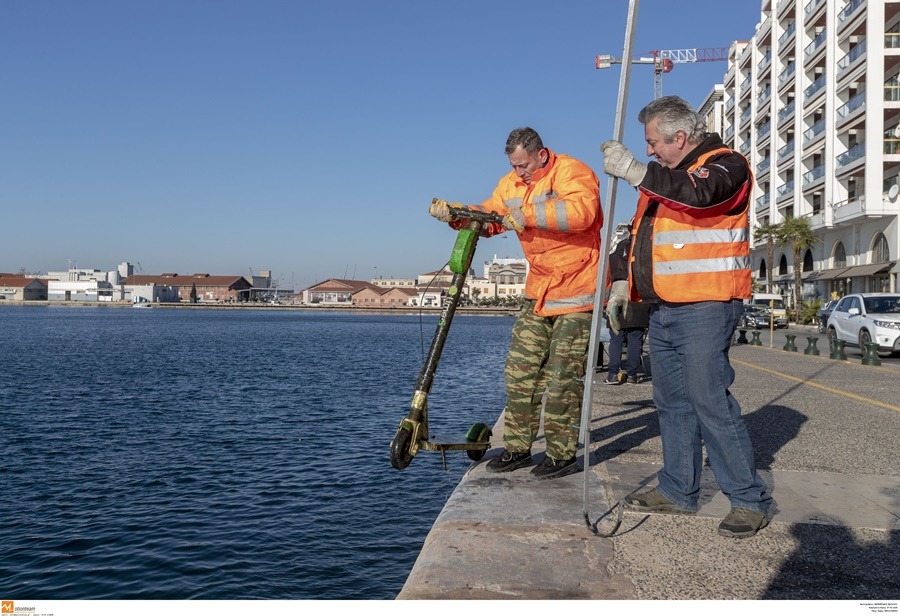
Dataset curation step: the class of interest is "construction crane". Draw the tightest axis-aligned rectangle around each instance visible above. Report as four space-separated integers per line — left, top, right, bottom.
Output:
596 47 729 99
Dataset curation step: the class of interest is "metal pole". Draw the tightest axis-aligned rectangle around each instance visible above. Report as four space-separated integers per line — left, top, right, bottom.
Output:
579 0 639 536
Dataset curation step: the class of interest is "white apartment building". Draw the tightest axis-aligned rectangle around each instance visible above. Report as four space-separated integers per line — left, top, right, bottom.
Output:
718 0 899 304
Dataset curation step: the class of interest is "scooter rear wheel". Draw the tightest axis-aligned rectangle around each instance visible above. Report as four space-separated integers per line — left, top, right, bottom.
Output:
467 448 486 461
390 426 415 469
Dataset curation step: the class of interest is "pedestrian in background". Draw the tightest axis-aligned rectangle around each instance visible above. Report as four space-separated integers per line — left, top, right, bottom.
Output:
600 96 772 538
603 222 649 385
430 127 602 480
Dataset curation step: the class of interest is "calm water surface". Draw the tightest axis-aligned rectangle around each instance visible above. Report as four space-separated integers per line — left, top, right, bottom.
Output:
0 306 512 599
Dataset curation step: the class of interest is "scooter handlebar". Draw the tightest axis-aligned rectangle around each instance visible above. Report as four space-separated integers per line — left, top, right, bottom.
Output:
447 206 505 226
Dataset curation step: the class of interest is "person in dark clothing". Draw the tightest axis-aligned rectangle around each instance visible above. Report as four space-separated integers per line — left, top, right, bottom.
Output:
603 223 649 385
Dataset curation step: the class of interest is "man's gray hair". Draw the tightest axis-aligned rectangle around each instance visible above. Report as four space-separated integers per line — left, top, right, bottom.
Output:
638 96 706 144
505 127 544 155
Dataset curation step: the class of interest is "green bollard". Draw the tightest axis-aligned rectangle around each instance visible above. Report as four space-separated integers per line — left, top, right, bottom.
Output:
783 333 798 352
861 342 882 366
736 329 749 344
803 336 820 356
749 331 762 346
829 338 847 360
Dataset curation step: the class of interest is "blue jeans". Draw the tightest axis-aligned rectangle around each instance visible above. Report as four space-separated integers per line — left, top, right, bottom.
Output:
607 327 644 378
648 300 772 514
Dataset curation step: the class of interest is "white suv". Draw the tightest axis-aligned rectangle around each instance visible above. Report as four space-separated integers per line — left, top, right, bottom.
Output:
826 293 900 356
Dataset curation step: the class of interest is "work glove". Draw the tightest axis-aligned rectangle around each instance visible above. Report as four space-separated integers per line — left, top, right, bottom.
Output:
600 140 647 187
502 207 525 232
429 198 462 223
607 280 630 334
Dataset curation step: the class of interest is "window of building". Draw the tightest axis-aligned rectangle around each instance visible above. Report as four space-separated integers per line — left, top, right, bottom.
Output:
871 233 890 263
833 242 847 268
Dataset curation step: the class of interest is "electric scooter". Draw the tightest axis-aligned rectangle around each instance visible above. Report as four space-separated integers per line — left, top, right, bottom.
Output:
389 204 507 470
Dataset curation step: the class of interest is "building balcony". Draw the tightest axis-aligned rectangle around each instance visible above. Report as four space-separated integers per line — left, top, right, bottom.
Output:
757 157 772 176
778 139 796 163
778 21 797 52
836 142 866 174
758 121 772 145
837 0 865 33
804 0 826 21
724 125 735 143
725 96 735 113
837 39 867 78
804 74 826 104
886 138 900 155
804 29 827 62
778 0 795 19
756 193 771 214
802 164 825 189
740 106 753 126
831 195 866 227
740 78 753 97
808 210 827 230
777 100 796 125
757 85 772 107
758 50 773 75
802 119 826 148
836 91 866 128
776 179 795 202
887 32 900 50
740 139 752 156
777 63 795 92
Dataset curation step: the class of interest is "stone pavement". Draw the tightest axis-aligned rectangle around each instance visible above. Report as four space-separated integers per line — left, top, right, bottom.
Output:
397 339 900 601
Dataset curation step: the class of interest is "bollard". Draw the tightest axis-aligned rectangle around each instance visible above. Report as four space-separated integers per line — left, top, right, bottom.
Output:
803 336 820 356
783 333 798 352
829 338 847 360
749 331 762 346
861 342 882 366
736 329 749 344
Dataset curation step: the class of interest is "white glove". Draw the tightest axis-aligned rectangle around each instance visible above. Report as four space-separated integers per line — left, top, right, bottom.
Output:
607 280 630 334
502 207 525 232
429 198 460 223
600 140 647 187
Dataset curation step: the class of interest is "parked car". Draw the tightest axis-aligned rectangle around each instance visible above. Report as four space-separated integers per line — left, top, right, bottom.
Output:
817 298 840 333
826 293 900 356
749 293 788 328
739 304 773 329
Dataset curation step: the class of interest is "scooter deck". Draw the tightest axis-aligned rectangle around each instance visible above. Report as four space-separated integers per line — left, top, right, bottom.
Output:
419 434 490 452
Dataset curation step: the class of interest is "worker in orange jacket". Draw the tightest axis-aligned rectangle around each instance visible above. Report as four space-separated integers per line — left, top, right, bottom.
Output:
601 96 771 538
430 127 602 480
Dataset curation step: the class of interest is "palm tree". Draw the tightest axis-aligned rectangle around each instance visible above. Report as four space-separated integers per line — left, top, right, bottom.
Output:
754 220 781 293
776 216 820 319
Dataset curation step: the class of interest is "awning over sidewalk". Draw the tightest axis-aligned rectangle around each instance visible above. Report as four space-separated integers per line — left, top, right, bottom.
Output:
806 267 849 281
837 262 895 278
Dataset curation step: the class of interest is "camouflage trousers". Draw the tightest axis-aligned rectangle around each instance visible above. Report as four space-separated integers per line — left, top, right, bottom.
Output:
503 300 593 460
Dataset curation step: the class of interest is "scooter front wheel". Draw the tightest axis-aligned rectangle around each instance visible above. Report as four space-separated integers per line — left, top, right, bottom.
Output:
390 426 415 470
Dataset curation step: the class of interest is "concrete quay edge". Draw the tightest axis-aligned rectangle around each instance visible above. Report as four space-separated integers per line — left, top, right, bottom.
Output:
398 342 900 601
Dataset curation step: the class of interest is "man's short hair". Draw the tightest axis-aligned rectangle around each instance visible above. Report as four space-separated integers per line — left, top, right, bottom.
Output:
638 96 706 144
505 127 544 155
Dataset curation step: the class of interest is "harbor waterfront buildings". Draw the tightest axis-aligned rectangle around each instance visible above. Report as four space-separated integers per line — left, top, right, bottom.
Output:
708 0 899 304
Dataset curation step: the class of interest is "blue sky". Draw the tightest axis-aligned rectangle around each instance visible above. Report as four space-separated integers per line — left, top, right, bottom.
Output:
1 0 762 290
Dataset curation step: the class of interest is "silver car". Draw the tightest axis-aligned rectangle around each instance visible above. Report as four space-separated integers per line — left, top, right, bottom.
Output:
826 293 900 356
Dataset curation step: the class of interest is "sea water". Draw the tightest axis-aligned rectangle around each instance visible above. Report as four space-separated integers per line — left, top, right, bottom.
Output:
0 306 512 599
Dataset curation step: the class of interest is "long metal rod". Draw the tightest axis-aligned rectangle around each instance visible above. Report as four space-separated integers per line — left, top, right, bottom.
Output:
579 0 639 536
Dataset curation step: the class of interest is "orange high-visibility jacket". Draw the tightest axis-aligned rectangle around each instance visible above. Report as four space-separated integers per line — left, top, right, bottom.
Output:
464 150 603 317
628 147 753 303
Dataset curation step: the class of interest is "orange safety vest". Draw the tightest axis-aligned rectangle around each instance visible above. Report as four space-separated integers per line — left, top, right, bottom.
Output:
471 150 603 317
629 148 753 303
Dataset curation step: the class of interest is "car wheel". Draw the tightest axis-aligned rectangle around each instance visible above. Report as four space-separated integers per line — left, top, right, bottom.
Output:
859 329 872 350
827 326 837 345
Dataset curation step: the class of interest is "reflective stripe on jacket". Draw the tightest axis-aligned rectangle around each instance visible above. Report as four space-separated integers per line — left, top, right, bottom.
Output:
629 147 753 303
467 150 603 316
